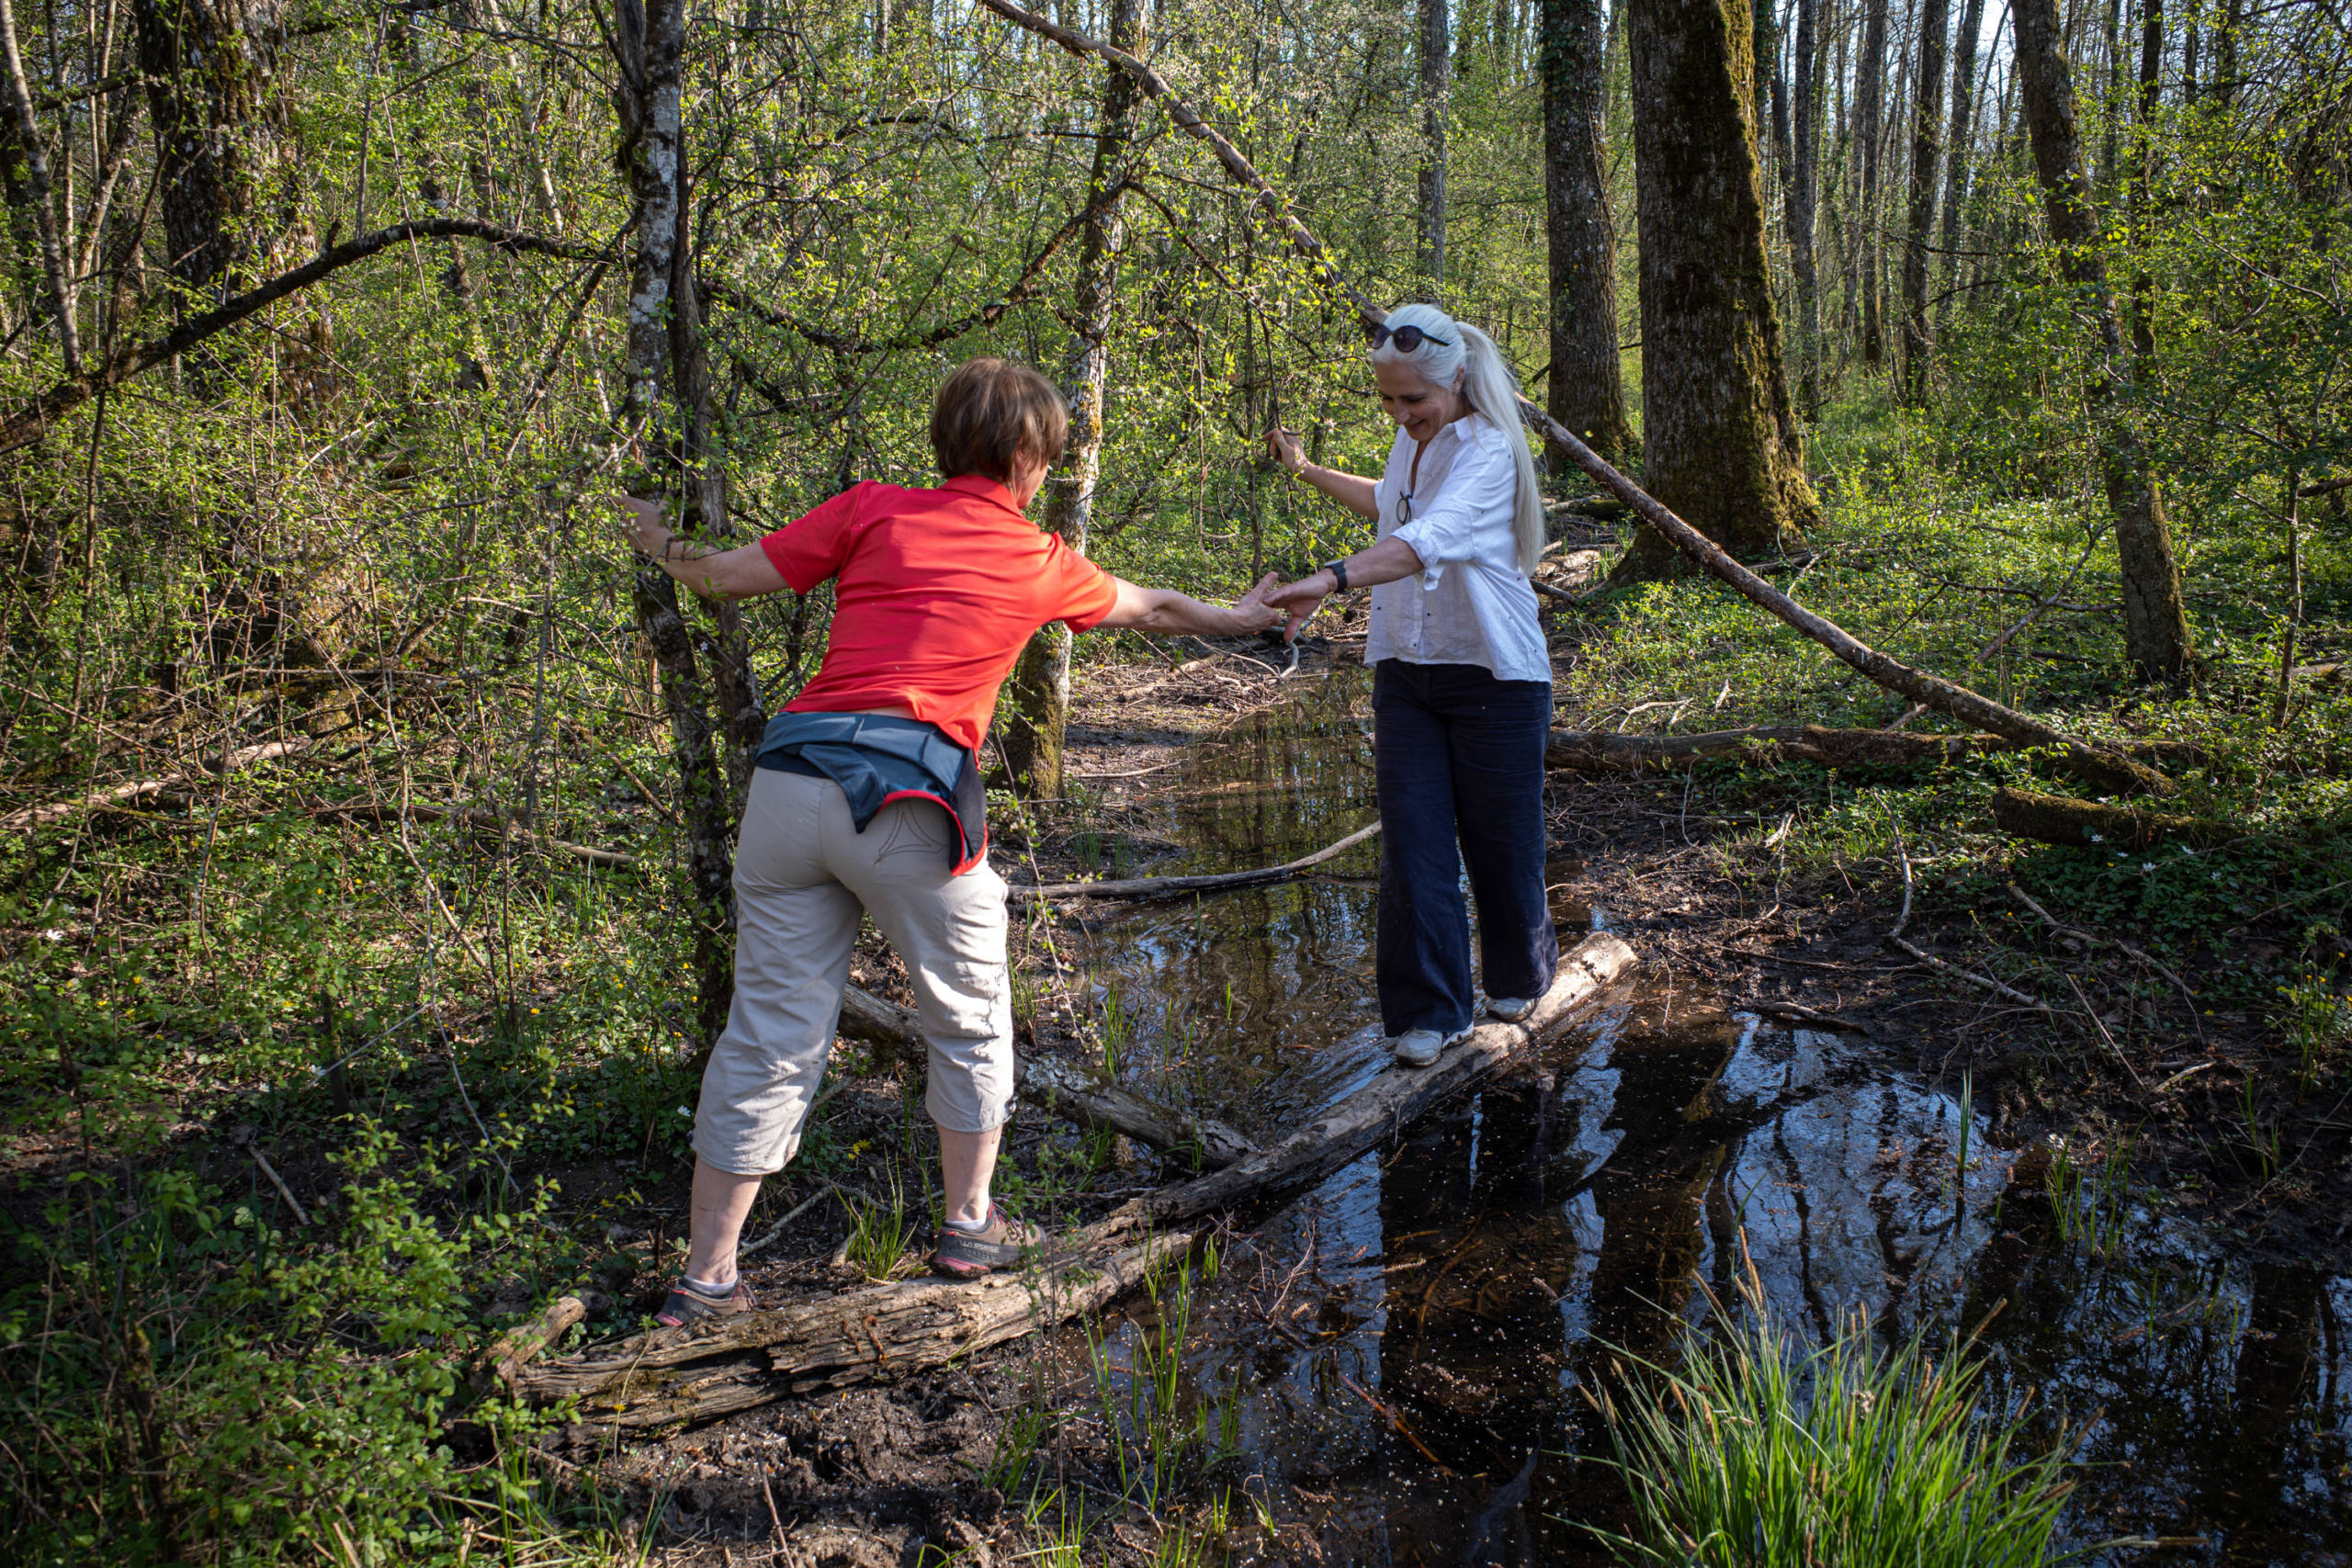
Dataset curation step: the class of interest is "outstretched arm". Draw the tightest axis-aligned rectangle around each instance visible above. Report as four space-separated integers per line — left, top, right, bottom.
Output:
1267 425 1379 519
1259 536 1426 641
614 495 789 600
1095 573 1285 637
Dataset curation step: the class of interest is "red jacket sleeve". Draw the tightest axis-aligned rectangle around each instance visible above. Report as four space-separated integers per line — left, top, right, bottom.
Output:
759 483 865 594
1040 537 1119 632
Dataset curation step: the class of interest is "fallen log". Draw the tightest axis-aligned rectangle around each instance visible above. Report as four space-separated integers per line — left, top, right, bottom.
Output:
518 931 1637 1431
973 0 2176 802
523 1231 1194 1430
1989 785 2232 851
1545 725 2005 773
838 983 1258 1168
1008 818 1381 901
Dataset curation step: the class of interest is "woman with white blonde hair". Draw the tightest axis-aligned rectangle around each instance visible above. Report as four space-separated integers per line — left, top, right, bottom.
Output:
1263 303 1557 1067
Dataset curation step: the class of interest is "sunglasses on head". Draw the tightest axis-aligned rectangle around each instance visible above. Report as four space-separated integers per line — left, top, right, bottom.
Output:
1364 321 1453 355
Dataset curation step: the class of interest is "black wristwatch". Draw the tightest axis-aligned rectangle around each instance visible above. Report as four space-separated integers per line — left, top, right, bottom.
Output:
1321 558 1350 593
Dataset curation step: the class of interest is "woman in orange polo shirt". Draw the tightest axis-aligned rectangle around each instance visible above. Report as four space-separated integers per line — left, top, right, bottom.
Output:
617 358 1280 1320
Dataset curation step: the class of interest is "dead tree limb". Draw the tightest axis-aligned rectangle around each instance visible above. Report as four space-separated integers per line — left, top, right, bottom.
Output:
1545 725 2004 773
4 737 312 830
0 220 608 453
974 0 2173 800
837 983 1256 1167
1008 818 1382 900
518 932 1636 1430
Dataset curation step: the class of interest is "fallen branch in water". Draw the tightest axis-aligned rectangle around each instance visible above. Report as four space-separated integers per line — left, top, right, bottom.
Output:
838 982 1257 1167
1007 818 1382 901
517 932 1637 1432
974 0 2175 800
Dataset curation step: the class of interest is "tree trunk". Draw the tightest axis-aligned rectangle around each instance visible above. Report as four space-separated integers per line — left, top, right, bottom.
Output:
1540 0 1632 463
1899 0 1949 401
1857 0 1888 364
1419 0 1450 288
1785 0 1822 409
1936 0 1986 325
615 0 744 1051
1002 0 1144 795
2128 0 2159 367
1615 0 1819 576
132 0 285 299
2011 0 2192 681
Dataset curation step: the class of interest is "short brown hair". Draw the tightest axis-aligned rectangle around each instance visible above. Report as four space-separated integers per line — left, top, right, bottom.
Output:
931 358 1068 484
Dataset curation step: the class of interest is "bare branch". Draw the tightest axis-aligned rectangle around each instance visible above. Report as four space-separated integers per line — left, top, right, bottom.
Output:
0 219 610 454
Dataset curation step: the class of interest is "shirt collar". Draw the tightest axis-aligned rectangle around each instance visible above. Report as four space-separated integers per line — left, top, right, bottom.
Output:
938 473 1027 516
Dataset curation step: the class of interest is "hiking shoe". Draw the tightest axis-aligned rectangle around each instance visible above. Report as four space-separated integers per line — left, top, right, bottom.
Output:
1391 1027 1470 1067
655 1278 754 1326
1486 996 1536 1023
929 1204 1043 1280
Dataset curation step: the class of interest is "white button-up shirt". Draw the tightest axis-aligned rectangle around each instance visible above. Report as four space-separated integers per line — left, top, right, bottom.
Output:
1363 412 1551 684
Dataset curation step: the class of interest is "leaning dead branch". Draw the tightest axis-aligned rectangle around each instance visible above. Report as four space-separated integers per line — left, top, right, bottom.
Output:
977 0 2174 800
0 219 607 453
516 932 1637 1430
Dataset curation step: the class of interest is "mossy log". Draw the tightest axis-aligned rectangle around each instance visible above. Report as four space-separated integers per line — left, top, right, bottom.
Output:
517 933 1637 1432
1989 785 2232 851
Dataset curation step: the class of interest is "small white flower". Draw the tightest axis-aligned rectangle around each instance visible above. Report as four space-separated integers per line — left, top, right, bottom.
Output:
678 1105 692 1117
2142 863 2155 874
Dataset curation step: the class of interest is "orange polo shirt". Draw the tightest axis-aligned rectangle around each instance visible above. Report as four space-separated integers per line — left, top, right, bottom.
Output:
761 474 1119 752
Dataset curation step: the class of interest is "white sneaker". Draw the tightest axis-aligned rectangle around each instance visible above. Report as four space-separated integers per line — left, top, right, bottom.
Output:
1391 1027 1469 1066
1486 996 1535 1022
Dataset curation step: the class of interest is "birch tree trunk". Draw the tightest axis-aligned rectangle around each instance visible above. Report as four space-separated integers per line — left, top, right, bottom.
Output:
1899 0 1949 402
1616 0 1819 575
614 0 751 1050
1540 0 1632 464
1419 0 1450 288
1002 0 1145 794
2011 0 2192 681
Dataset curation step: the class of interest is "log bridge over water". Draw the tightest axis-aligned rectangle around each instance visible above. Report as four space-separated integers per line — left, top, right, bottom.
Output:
503 933 1637 1434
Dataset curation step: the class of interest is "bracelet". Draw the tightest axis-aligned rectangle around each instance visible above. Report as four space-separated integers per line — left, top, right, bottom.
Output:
1320 558 1349 593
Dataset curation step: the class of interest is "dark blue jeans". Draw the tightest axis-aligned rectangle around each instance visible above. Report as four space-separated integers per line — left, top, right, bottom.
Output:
1372 659 1558 1037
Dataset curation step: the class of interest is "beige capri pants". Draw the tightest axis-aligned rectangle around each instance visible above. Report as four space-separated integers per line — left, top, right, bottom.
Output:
692 766 1013 1176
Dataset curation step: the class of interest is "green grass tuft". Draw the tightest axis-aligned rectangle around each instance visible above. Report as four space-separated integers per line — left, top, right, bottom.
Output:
1589 1257 2114 1568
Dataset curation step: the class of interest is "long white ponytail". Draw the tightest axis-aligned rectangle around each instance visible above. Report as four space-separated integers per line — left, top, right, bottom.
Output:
1369 303 1546 576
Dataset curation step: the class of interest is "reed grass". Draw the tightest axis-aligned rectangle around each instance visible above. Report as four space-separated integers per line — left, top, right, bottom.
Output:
1589 1256 2100 1568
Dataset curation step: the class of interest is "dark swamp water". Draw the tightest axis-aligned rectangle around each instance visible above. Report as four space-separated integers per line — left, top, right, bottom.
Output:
1048 668 2352 1565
